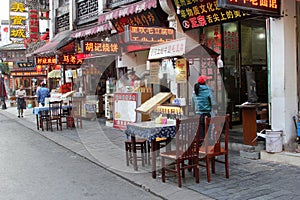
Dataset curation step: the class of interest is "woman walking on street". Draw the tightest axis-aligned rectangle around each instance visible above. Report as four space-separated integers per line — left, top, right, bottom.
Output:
16 85 26 118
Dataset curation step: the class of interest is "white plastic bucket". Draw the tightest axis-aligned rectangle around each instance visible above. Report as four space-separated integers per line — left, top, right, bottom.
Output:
265 130 283 153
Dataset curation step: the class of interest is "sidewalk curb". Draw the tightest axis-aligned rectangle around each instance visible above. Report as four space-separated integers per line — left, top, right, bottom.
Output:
1 108 213 200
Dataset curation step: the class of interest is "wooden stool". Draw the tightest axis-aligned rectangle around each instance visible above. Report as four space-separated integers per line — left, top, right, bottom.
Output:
125 139 147 167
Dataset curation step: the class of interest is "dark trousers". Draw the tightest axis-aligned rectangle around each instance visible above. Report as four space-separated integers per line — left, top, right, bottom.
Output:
200 113 211 139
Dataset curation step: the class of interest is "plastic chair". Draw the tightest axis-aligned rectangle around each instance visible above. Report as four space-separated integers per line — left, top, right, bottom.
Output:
160 116 200 188
199 114 230 182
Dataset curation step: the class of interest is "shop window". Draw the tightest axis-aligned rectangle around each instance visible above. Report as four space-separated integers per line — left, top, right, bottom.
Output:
59 0 69 7
241 19 267 65
200 25 221 54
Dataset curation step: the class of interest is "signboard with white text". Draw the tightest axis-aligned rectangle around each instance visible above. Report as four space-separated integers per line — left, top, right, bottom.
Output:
148 38 186 60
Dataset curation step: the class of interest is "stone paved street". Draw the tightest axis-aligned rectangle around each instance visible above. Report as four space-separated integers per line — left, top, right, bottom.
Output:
2 106 300 199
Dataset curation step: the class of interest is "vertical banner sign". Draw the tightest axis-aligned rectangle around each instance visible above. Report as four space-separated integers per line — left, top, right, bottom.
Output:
175 58 188 83
9 0 27 42
29 9 39 42
150 62 160 84
171 0 250 31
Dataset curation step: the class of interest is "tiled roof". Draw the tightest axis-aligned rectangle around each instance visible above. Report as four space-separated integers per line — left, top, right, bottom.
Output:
0 43 25 51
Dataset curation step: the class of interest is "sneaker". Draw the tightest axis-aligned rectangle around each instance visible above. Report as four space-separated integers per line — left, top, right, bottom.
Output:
18 116 20 118
21 116 23 118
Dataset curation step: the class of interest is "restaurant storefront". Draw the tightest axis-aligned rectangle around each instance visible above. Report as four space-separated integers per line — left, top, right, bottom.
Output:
165 0 281 125
10 62 47 96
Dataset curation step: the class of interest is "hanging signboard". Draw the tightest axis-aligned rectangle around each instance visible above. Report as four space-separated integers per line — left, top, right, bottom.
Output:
57 54 83 65
171 0 250 31
124 26 175 44
16 62 35 68
10 70 47 77
217 0 280 16
36 56 56 65
148 37 186 60
149 61 160 84
9 0 27 42
175 58 188 83
83 41 120 54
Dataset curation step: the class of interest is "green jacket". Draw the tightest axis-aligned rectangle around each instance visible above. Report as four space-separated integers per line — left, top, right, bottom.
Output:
192 85 217 115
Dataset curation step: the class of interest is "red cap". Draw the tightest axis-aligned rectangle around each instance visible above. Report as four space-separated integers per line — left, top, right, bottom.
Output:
198 75 210 84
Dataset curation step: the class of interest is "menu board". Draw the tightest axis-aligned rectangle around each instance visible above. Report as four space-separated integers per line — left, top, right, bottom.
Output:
135 92 173 114
114 93 139 130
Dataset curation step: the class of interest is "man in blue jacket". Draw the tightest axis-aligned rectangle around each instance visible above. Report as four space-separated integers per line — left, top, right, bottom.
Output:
192 75 217 139
37 82 50 106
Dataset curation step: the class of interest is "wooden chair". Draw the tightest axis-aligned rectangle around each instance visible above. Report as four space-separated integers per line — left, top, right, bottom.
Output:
61 100 72 128
46 100 63 131
125 139 148 167
70 99 83 128
160 116 200 188
199 114 230 182
39 110 50 131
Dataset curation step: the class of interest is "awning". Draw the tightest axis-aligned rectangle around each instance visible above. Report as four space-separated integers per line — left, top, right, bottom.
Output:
32 30 73 56
47 70 61 78
98 0 157 23
0 43 25 51
186 44 220 59
70 22 111 38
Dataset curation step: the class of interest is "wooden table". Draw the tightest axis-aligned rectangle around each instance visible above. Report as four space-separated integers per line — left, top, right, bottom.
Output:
32 105 71 130
236 103 268 146
125 120 176 179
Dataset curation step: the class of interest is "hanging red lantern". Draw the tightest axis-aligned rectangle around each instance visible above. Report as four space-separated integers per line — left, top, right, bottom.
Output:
55 65 61 70
36 65 42 72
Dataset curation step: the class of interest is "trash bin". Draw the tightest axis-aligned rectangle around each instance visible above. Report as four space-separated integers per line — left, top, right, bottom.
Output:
265 130 283 153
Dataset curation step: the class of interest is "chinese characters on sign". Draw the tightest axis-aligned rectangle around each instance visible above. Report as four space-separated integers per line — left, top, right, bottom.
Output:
200 25 222 53
111 10 164 33
125 26 175 44
224 30 239 50
57 54 83 65
29 9 39 42
148 38 186 60
175 58 188 83
83 41 120 54
11 71 47 77
150 62 160 84
16 62 34 68
218 0 280 15
172 0 250 31
9 0 27 42
36 56 57 65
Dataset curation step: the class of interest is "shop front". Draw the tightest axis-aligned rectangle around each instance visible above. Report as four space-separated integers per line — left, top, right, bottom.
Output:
10 65 47 107
168 0 281 125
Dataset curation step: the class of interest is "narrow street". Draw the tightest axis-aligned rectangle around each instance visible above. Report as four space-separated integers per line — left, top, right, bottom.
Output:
0 114 162 200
